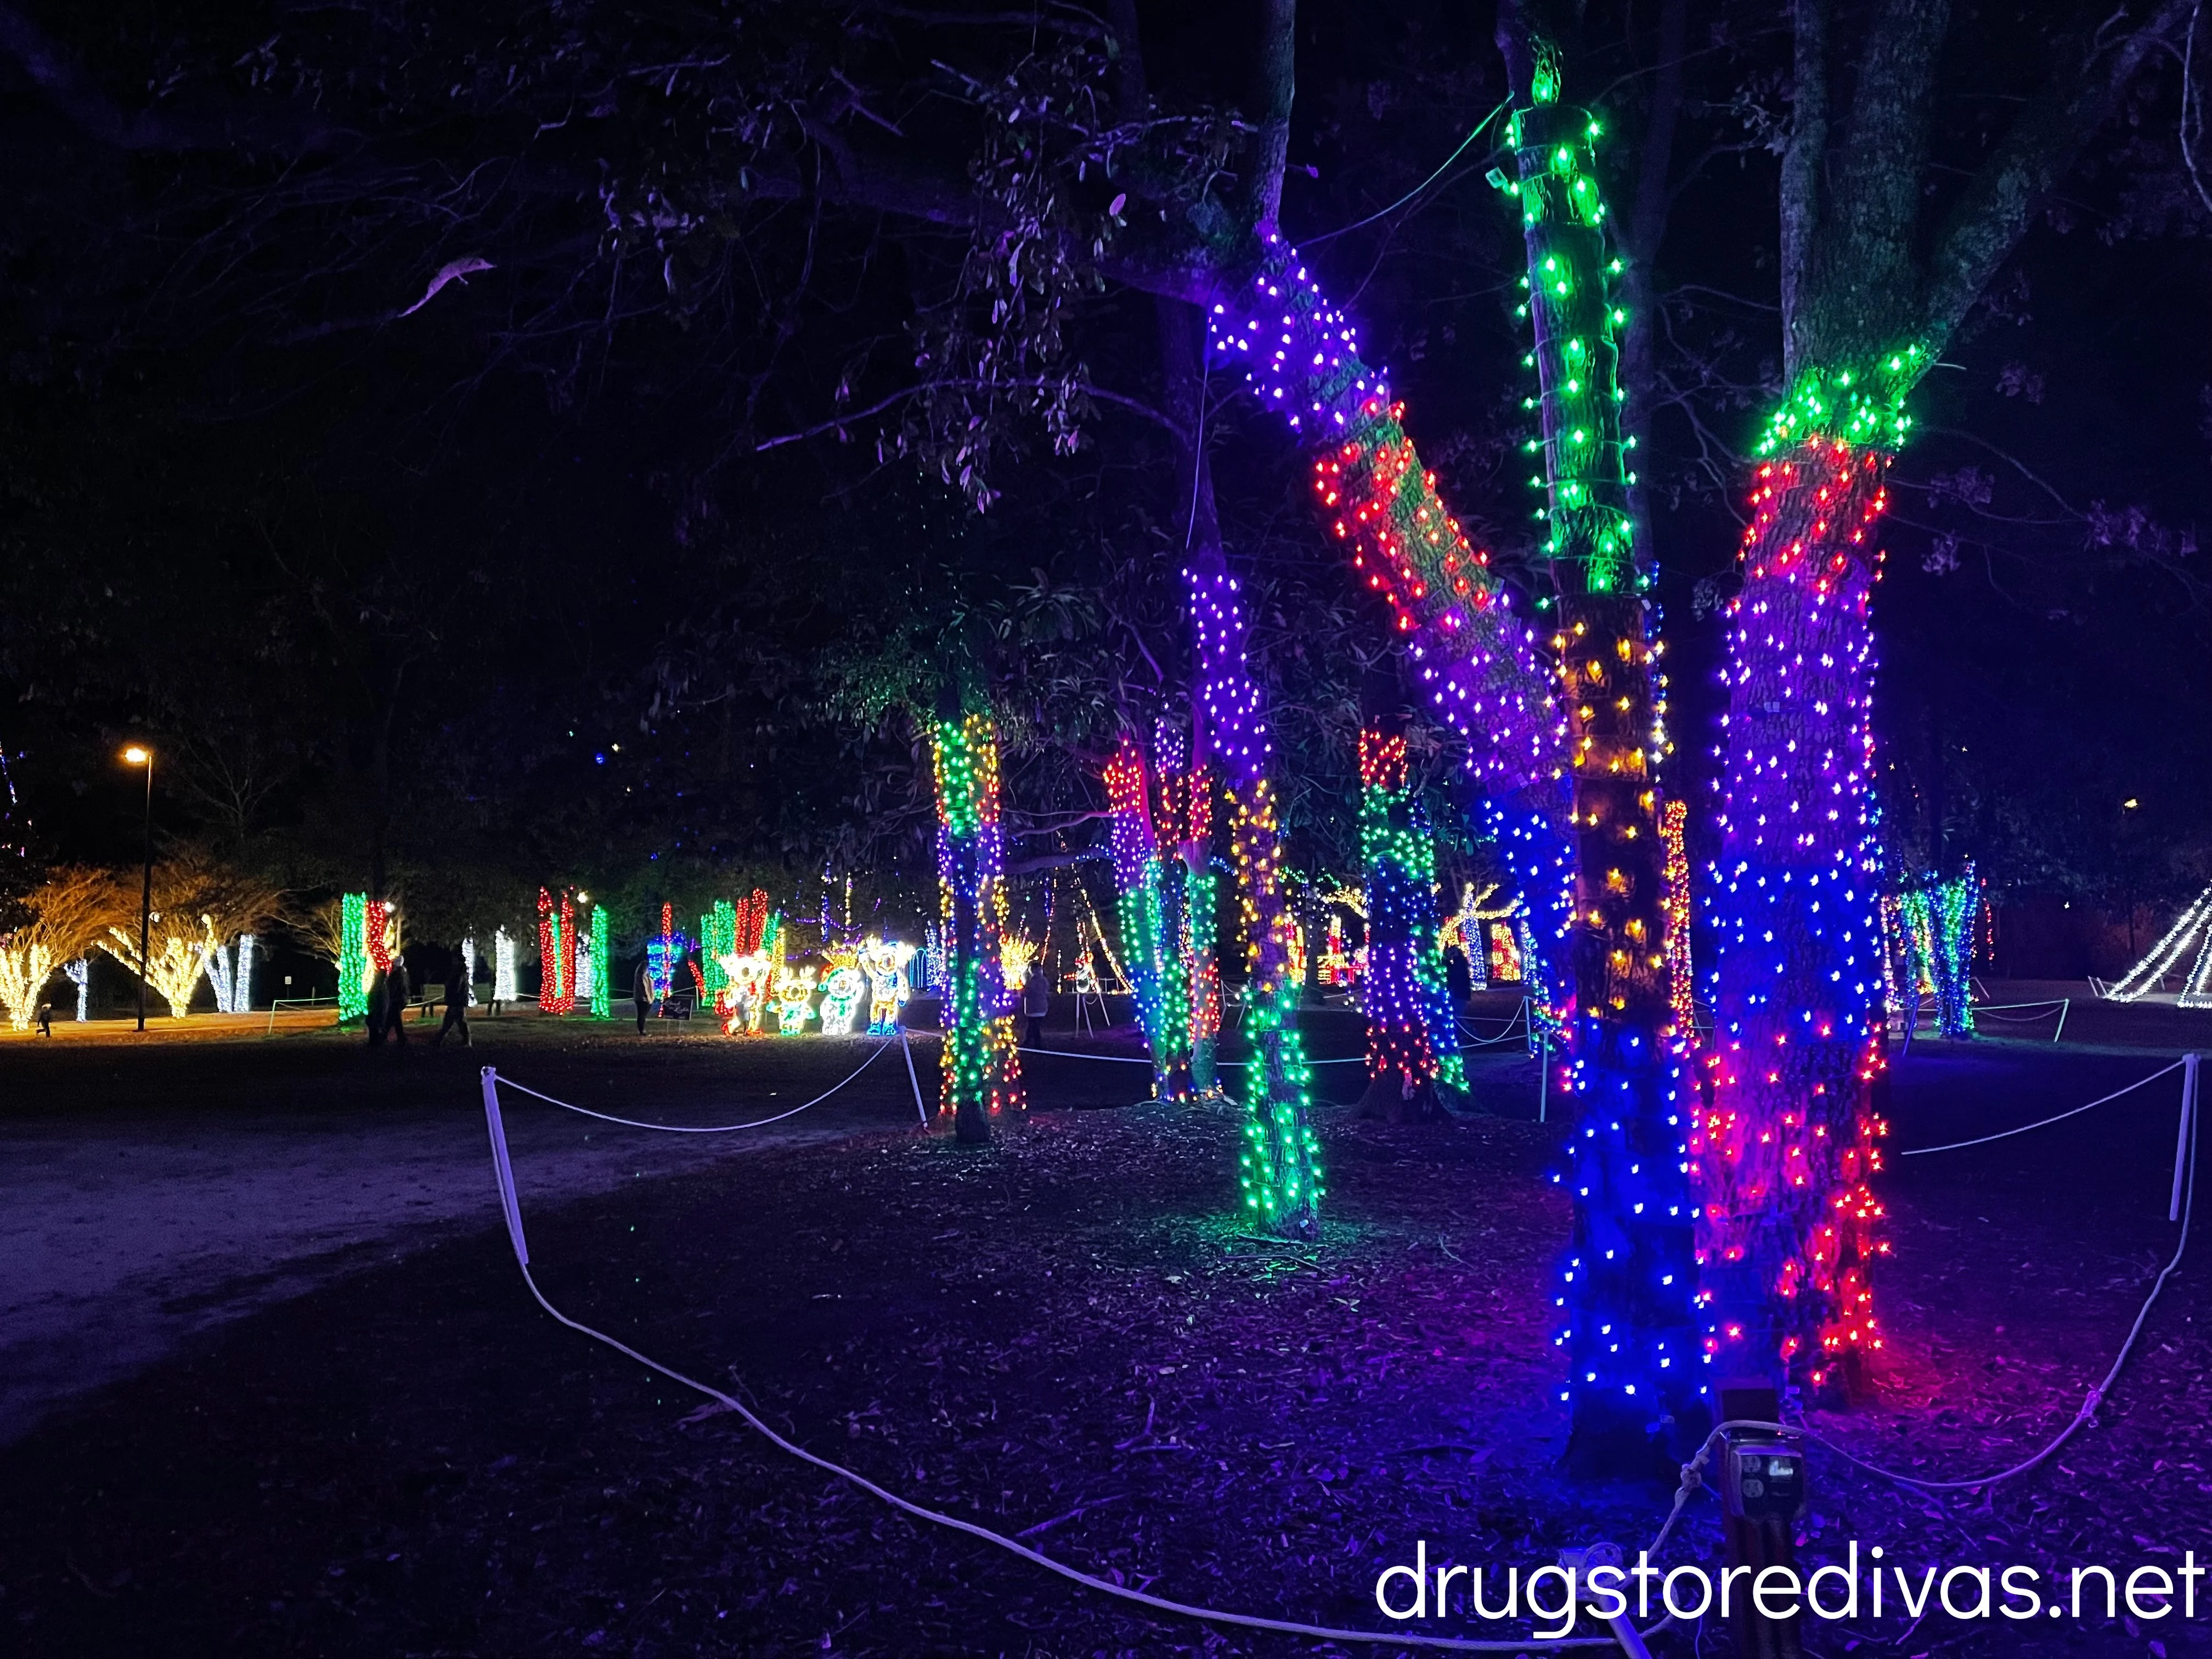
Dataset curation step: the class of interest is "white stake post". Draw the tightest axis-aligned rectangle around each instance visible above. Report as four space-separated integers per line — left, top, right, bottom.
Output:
2172 1053 2199 1224
899 1026 931 1125
480 1067 531 1265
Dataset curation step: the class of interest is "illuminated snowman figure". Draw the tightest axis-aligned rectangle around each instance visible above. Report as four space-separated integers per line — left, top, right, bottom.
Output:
817 944 867 1034
775 964 817 1035
860 936 914 1035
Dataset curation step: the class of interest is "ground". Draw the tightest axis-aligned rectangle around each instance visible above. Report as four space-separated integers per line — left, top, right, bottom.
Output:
1 986 2207 1658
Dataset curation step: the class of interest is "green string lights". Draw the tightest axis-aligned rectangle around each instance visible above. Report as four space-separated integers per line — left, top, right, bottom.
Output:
588 903 611 1018
1757 348 1927 456
1502 95 1637 595
1230 778 1324 1233
701 899 736 1007
338 891 369 1020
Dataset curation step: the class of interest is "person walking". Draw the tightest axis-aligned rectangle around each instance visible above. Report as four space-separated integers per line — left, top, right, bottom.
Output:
34 998 54 1037
1022 957 1050 1048
634 957 656 1034
387 952 412 1047
365 963 389 1045
435 942 472 1047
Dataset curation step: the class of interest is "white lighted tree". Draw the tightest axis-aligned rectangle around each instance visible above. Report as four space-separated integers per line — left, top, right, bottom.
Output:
0 868 119 1030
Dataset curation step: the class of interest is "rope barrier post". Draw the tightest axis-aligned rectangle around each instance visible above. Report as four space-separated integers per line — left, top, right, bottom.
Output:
2053 998 2069 1044
900 1025 931 1126
2172 1053 2200 1224
479 1067 530 1266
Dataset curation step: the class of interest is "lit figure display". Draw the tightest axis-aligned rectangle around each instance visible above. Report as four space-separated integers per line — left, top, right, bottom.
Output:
860 936 914 1034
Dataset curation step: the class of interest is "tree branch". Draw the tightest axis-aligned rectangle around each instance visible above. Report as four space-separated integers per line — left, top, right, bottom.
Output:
1919 0 2191 349
1247 0 1297 234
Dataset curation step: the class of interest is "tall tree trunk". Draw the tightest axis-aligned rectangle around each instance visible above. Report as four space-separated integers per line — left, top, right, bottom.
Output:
933 706 1024 1142
1497 3 1702 1474
1158 295 1323 1237
1698 440 1891 1391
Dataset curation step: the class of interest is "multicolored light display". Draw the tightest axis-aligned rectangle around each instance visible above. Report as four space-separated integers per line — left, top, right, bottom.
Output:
1697 431 1895 1396
861 936 915 1032
933 712 1024 1138
1207 239 1561 793
537 887 575 1014
1356 726 1464 1104
1188 551 1321 1234
1889 864 1979 1039
1104 735 1191 1101
1502 60 1703 1463
1155 723 1221 1098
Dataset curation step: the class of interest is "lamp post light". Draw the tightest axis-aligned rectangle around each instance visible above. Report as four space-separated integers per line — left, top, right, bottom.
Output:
122 745 154 1032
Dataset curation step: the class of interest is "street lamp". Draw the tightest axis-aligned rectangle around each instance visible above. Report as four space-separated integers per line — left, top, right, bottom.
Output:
121 745 153 1031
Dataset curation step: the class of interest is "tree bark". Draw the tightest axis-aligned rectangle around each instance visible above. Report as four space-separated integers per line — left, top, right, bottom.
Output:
1496 11 1702 1475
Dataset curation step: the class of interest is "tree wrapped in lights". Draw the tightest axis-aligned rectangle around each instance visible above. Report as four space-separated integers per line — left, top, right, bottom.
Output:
1355 722 1465 1117
102 857 280 1019
699 899 736 1006
586 903 611 1018
1495 26 1701 1468
537 887 575 1014
0 867 116 1030
933 708 1024 1141
492 927 518 1005
1209 243 1562 794
1889 865 1978 1039
204 932 257 1013
1661 799 1696 1041
1155 721 1221 1098
1189 556 1322 1234
1103 733 1190 1101
1688 0 2175 1398
336 894 373 1018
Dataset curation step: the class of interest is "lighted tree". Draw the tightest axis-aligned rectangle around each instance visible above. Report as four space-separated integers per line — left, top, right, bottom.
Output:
101 856 280 1019
933 706 1025 1142
1696 0 2181 1396
0 867 118 1030
1493 14 1702 1471
1153 721 1221 1098
1103 733 1190 1102
1353 717 1465 1120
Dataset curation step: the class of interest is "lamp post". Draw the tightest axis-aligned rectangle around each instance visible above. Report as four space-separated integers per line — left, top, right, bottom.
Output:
122 745 153 1031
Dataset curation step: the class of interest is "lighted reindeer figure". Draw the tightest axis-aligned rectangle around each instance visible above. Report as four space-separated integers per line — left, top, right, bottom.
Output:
860 936 913 1035
775 964 817 1035
817 943 867 1034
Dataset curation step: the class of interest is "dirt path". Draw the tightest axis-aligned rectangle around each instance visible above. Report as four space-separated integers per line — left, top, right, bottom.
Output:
0 1025 935 1443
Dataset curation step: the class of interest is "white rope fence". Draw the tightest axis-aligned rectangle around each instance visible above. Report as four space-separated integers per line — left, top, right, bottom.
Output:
475 1066 1652 1653
490 1037 898 1133
1821 1052 2202 1492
